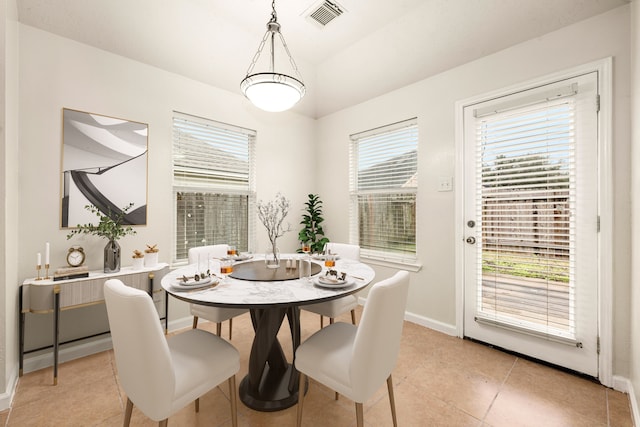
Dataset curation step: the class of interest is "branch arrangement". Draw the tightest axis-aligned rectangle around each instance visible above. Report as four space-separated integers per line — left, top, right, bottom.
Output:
257 193 292 246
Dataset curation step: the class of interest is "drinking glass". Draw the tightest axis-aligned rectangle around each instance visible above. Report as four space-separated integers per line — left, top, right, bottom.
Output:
324 253 336 268
299 256 312 281
220 259 233 282
301 241 311 255
227 245 237 256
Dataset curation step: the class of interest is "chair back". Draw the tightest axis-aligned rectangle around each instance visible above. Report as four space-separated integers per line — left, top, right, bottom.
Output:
188 244 228 265
350 270 409 401
325 242 360 261
104 279 174 419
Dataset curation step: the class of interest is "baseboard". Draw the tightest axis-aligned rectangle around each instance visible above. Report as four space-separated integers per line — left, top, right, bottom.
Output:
403 310 458 336
0 366 19 411
22 316 194 375
619 376 639 427
356 296 457 336
22 335 114 375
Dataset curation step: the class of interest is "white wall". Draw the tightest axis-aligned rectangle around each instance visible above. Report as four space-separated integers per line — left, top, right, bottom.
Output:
317 6 632 376
629 0 640 422
17 24 316 366
1 0 20 408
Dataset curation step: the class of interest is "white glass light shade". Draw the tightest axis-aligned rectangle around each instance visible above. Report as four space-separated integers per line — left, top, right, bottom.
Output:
241 72 305 112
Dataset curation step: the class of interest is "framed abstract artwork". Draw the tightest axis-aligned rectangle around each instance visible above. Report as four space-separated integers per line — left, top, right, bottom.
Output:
61 108 148 228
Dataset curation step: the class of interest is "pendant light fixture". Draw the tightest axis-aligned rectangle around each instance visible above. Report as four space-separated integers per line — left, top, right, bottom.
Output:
240 0 306 112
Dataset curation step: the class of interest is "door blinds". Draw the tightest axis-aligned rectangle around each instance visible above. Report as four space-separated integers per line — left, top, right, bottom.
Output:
474 92 577 341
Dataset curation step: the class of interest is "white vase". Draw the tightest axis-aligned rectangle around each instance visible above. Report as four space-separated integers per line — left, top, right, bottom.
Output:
132 257 144 270
144 252 158 267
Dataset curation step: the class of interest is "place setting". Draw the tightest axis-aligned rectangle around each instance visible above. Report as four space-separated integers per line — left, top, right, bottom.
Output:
172 270 220 291
313 269 356 289
221 246 253 262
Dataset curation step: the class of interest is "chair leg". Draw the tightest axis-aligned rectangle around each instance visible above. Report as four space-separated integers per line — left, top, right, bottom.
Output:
216 322 222 336
124 397 134 427
159 420 168 427
355 402 364 427
229 375 238 427
387 375 398 427
296 372 307 427
192 316 199 329
228 318 233 340
351 309 356 325
320 315 324 328
329 317 335 325
195 397 200 413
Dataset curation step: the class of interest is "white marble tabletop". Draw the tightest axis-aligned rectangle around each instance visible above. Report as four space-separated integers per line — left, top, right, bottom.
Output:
161 255 375 309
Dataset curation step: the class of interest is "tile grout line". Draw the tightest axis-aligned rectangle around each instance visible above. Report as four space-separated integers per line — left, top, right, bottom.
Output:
480 356 519 424
605 388 611 427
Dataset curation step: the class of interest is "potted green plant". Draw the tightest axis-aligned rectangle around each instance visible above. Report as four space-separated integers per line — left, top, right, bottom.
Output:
67 203 137 273
298 194 329 254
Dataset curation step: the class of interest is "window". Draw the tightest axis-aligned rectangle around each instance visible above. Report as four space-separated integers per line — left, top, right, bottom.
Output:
349 118 418 264
172 112 256 262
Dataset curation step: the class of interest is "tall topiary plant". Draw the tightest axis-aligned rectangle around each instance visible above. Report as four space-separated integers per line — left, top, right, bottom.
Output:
298 194 329 254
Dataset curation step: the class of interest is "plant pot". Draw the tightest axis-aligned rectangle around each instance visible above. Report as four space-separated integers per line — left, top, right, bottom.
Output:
104 239 121 273
132 257 144 270
144 252 159 268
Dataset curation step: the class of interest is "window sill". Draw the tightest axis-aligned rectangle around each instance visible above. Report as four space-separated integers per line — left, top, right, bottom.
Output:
360 256 422 272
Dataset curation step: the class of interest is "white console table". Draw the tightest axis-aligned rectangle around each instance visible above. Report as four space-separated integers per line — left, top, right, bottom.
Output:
19 263 169 385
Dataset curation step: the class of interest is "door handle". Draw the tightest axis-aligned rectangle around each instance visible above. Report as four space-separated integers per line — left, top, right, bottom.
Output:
466 236 476 245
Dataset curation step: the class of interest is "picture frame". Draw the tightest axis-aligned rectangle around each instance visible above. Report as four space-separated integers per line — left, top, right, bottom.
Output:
61 108 148 228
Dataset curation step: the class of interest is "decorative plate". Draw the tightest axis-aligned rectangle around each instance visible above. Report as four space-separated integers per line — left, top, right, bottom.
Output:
313 276 355 289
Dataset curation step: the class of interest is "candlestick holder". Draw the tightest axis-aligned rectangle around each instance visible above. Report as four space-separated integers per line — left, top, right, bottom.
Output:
45 263 50 280
36 264 42 281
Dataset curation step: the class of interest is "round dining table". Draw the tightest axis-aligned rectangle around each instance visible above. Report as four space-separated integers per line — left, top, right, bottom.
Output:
161 254 375 412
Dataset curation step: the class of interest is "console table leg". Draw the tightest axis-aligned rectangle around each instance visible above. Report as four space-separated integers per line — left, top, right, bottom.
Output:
164 291 169 335
19 286 24 377
53 285 60 385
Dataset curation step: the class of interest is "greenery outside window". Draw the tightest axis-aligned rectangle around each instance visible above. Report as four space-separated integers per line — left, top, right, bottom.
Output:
172 112 256 262
349 118 418 265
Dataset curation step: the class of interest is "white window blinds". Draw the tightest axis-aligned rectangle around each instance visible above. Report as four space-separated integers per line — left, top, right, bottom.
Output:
475 94 577 340
173 113 255 191
172 112 256 262
350 118 418 263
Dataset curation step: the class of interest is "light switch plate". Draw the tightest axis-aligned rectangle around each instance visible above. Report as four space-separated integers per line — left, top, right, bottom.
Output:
438 176 453 192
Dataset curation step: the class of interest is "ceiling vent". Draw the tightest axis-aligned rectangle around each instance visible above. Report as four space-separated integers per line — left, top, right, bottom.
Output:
306 1 344 27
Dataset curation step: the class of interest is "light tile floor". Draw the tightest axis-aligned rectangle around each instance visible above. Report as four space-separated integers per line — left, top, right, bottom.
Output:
3 307 634 426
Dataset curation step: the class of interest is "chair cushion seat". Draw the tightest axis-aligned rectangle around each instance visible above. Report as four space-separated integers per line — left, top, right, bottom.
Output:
190 305 247 323
295 322 357 398
300 295 358 318
168 329 240 412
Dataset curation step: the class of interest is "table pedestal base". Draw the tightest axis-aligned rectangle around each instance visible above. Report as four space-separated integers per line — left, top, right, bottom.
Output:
239 306 308 411
239 364 308 411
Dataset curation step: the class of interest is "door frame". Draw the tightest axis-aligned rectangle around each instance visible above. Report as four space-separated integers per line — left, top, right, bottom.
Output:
454 58 613 386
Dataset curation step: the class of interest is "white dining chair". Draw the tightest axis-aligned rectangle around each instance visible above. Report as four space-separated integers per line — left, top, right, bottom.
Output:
300 242 360 327
295 270 410 427
188 245 248 339
104 279 240 427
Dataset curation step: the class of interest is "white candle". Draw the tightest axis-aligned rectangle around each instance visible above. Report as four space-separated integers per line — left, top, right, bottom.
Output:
37 252 41 266
45 242 50 265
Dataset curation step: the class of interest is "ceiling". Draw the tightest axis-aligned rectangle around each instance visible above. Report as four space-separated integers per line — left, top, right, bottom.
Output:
16 0 629 118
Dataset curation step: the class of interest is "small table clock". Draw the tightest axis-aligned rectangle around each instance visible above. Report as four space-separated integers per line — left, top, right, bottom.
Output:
66 246 85 267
